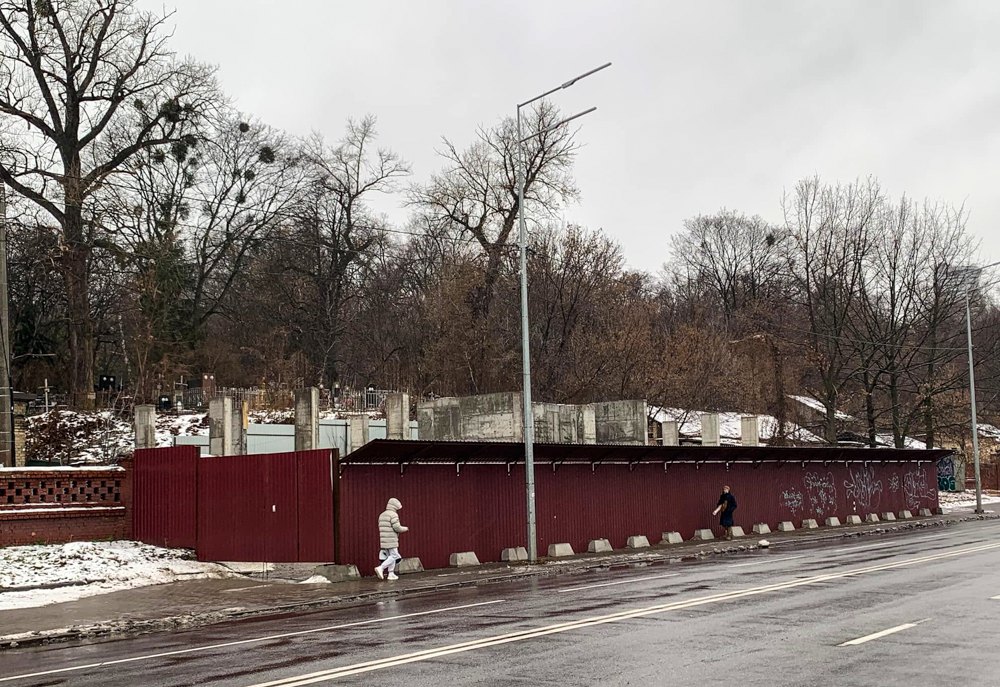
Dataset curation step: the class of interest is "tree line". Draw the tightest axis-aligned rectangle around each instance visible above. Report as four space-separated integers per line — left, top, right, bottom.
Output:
3 0 998 450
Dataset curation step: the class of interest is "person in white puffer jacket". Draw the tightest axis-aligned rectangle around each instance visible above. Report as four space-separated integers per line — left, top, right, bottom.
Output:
374 497 408 581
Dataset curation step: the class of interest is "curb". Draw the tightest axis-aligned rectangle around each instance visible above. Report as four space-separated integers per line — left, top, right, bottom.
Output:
3 513 996 650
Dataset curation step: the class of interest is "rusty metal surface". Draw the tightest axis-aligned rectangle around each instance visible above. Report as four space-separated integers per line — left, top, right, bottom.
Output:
132 446 199 549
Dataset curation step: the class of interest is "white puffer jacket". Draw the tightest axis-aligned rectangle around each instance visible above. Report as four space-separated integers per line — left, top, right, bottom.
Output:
378 498 408 548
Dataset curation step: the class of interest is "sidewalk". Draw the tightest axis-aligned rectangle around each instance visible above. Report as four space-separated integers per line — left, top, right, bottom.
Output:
1 510 995 649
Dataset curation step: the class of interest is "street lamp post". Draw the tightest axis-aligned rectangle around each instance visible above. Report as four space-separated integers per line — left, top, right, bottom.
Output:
516 62 610 562
951 260 1000 515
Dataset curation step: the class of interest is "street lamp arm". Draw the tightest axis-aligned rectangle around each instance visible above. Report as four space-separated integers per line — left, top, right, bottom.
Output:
518 107 597 144
517 62 612 109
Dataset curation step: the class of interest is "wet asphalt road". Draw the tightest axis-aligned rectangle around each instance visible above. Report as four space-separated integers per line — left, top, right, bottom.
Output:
3 521 1000 687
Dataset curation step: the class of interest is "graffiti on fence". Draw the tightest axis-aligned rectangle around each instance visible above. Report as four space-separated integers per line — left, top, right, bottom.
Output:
803 472 837 516
937 457 956 492
903 466 936 510
844 464 882 511
889 475 900 493
781 489 804 515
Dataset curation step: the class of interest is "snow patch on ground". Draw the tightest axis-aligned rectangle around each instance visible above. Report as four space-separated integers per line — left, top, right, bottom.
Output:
939 489 1000 513
0 541 234 610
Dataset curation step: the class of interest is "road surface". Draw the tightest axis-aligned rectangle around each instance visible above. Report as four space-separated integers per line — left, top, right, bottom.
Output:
3 520 999 686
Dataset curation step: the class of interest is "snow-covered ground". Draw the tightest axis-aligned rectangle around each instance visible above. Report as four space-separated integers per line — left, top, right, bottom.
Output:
939 489 1000 513
0 541 235 610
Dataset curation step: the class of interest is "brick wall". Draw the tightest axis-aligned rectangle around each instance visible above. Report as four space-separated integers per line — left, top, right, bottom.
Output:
0 464 133 547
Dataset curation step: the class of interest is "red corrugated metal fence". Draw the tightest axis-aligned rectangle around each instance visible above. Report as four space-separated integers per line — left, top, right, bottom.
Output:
133 447 334 562
335 456 940 570
132 446 199 549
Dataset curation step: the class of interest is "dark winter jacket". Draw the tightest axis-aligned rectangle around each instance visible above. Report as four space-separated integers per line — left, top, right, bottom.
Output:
717 492 737 527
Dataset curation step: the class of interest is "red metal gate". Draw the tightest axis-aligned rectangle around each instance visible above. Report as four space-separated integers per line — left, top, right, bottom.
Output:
133 447 334 562
132 446 199 549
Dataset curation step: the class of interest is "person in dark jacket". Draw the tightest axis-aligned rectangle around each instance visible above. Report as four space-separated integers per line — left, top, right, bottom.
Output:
712 485 737 539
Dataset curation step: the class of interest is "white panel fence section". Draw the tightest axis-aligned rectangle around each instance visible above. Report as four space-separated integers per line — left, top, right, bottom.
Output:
174 419 419 456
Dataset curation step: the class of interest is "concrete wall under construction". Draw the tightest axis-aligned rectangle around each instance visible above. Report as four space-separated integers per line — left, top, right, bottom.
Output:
417 392 524 442
417 394 645 445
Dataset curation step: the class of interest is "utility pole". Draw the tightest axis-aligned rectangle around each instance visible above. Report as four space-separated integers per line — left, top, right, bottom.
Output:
0 183 12 467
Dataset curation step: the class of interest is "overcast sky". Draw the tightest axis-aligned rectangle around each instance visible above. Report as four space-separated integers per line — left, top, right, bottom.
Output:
140 0 1000 273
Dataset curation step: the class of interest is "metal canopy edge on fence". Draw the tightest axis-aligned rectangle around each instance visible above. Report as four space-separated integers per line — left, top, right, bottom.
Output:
340 439 954 467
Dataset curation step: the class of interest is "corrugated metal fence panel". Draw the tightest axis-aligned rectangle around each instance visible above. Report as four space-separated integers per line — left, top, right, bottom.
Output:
334 457 940 570
198 454 267 562
174 435 209 456
337 464 523 570
132 446 199 549
196 450 334 562
296 450 335 562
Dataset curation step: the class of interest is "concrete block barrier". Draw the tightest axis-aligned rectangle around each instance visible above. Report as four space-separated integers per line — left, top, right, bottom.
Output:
918 508 932 517
777 521 795 532
934 507 944 515
661 531 683 544
626 535 650 549
588 538 613 553
728 526 745 538
547 543 575 557
801 519 819 529
691 529 715 540
825 517 841 527
449 551 481 567
898 510 913 520
881 512 896 521
752 523 771 535
501 546 529 562
845 515 862 525
312 564 360 582
865 513 880 523
397 558 424 574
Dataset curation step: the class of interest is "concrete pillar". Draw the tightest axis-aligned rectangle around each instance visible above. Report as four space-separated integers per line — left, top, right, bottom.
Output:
230 400 247 455
347 415 370 454
578 404 597 444
661 420 679 446
209 396 234 456
385 392 410 440
13 415 26 467
701 413 720 447
134 404 157 450
741 415 760 447
294 387 320 451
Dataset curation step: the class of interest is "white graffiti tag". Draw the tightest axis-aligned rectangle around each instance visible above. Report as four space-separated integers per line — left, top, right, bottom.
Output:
903 467 936 511
781 489 804 515
803 472 837 516
889 475 900 493
844 465 883 511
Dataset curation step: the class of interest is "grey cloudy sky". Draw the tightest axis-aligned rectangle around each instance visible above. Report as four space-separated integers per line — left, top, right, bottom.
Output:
141 0 1000 273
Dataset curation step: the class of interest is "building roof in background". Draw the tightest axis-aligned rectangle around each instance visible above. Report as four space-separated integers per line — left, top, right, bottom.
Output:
787 395 855 421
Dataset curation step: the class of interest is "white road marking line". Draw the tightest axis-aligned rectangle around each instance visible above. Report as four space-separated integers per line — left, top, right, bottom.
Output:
728 555 805 568
220 584 270 594
827 535 947 555
838 618 931 646
0 600 507 684
247 542 1000 687
556 573 679 593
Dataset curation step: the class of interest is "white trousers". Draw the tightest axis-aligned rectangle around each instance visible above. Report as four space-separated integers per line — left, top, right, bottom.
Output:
378 548 401 572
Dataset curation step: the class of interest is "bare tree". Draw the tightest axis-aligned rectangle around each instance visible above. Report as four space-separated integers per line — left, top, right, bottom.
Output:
783 176 881 443
0 0 216 405
411 101 578 318
668 209 786 324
